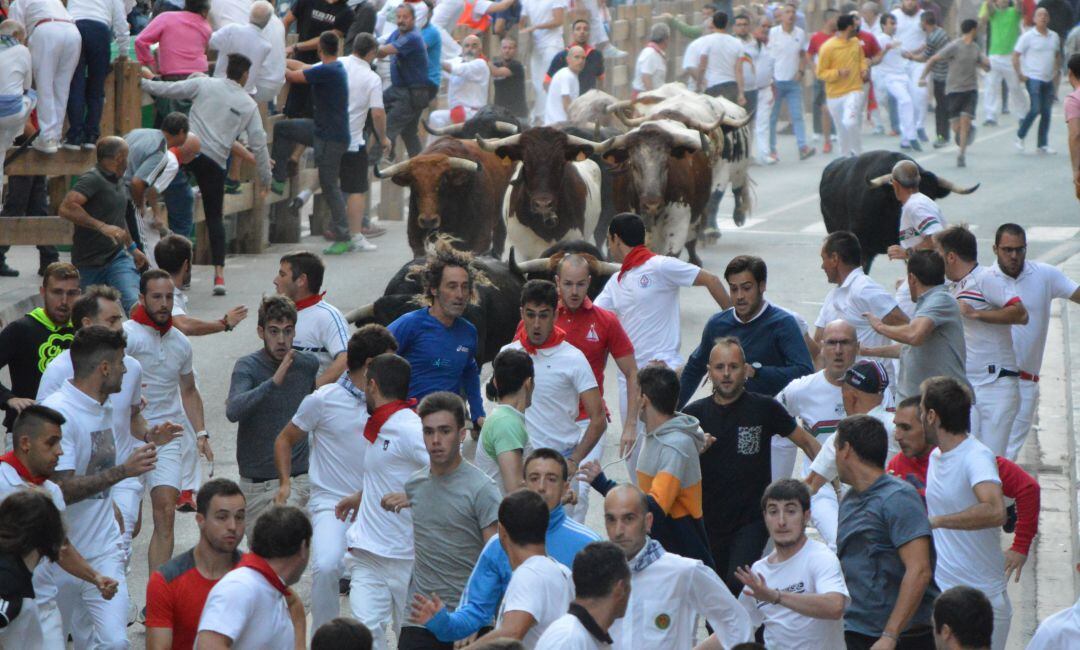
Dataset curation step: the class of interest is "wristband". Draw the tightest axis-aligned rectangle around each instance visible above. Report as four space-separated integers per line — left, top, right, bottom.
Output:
196 430 209 439
220 316 233 332
127 242 138 253
881 631 899 641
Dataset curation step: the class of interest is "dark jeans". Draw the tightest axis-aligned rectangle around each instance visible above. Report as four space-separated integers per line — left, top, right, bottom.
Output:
284 82 313 119
845 626 935 650
0 176 59 266
79 249 140 312
812 78 827 134
271 118 349 240
709 518 770 596
184 154 226 266
385 85 431 159
932 79 948 141
1018 78 1053 148
66 19 112 145
163 170 194 238
397 626 454 650
706 81 739 103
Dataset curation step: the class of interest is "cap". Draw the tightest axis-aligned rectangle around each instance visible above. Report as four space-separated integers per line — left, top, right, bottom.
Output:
843 360 889 394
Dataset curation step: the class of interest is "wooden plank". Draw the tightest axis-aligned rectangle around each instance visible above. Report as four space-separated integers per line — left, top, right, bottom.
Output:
116 61 144 135
4 148 95 177
0 217 73 246
234 181 269 254
377 179 406 222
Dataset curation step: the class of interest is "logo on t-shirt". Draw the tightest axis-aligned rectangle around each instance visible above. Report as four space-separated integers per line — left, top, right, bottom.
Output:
654 613 671 630
780 580 807 594
585 325 600 343
736 426 762 455
87 429 117 499
382 440 391 451
638 274 652 288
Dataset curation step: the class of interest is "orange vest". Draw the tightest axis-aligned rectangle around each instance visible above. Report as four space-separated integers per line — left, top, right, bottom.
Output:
457 1 491 31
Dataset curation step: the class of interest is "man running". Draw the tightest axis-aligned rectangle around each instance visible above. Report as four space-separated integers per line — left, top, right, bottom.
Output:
274 251 351 386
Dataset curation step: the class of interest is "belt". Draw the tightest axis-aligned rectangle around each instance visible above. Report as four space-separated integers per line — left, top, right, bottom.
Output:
244 473 305 484
35 18 74 29
997 369 1020 379
1019 371 1040 382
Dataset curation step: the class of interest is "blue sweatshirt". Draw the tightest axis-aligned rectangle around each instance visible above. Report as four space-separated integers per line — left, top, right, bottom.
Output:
388 308 485 419
425 505 599 642
678 303 813 407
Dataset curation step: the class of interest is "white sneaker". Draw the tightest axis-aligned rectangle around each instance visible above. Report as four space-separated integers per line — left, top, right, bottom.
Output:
602 45 628 60
1014 138 1024 151
350 234 377 252
1038 145 1057 155
33 138 58 154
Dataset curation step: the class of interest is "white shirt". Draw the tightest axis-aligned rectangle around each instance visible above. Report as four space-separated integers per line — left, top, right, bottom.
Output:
209 0 252 30
767 25 808 82
521 0 569 51
815 268 900 351
946 264 1021 385
446 57 490 110
612 549 751 650
738 539 849 650
737 36 759 90
123 319 193 423
682 36 708 91
42 381 122 562
778 370 845 446
898 192 945 249
0 44 32 98
1015 28 1061 82
700 32 745 87
8 0 72 39
501 339 597 452
536 613 607 649
594 255 701 369
543 67 579 126
294 299 350 377
891 8 925 52
431 0 465 30
992 260 1079 375
874 32 908 78
342 55 384 148
171 286 189 317
198 566 293 650
1026 596 1080 650
926 436 1006 595
209 23 272 94
345 408 427 559
66 0 130 52
809 404 898 481
632 45 666 92
258 15 287 95
752 39 775 89
499 555 574 649
291 383 368 510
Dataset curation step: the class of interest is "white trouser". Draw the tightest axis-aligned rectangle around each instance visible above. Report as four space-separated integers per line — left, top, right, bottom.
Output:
1006 379 1039 461
936 579 1011 650
567 419 604 523
179 425 201 492
0 95 35 203
825 90 864 157
983 54 1027 121
776 435 840 550
28 21 82 142
907 61 928 133
37 597 65 650
885 74 918 144
756 85 774 159
347 549 413 650
254 82 284 104
427 105 479 130
970 376 1020 458
869 69 890 130
54 549 129 650
529 43 564 122
310 506 350 631
112 480 144 568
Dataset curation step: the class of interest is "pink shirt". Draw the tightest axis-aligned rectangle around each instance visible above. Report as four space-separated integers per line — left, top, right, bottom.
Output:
1066 87 1080 122
135 11 212 76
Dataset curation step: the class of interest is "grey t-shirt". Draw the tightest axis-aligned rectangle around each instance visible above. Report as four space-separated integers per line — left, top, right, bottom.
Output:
123 128 168 186
938 38 988 94
837 473 939 637
404 460 501 613
898 285 968 399
70 166 131 268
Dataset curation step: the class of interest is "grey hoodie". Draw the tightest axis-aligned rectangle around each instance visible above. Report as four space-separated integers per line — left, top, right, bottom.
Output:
636 413 706 499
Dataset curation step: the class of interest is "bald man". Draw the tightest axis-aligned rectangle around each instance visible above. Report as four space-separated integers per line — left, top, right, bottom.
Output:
427 35 491 131
207 1 275 95
543 46 586 125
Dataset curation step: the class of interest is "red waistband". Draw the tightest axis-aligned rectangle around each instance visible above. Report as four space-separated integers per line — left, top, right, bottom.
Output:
1019 371 1039 382
35 18 74 28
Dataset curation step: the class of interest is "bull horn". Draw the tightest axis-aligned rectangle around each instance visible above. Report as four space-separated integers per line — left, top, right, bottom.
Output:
866 173 893 188
447 156 479 173
345 303 375 323
373 159 411 178
495 121 519 134
596 262 622 275
604 99 635 115
515 257 553 274
614 112 648 127
476 133 521 152
936 178 980 195
722 113 752 128
422 119 465 136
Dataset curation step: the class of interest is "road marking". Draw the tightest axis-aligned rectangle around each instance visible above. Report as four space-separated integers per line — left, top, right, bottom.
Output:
719 217 768 231
801 222 827 234
1028 226 1080 242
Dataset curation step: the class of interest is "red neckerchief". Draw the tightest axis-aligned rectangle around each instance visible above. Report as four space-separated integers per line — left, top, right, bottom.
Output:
235 553 290 596
646 42 666 58
0 452 46 486
514 325 567 356
131 303 172 335
618 246 657 282
363 399 417 443
294 292 325 311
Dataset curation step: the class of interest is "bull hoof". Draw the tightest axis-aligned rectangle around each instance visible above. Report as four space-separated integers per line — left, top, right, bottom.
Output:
733 210 747 227
702 228 721 246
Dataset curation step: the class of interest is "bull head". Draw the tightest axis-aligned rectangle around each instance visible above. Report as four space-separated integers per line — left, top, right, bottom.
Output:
509 247 622 278
866 172 979 196
376 156 480 230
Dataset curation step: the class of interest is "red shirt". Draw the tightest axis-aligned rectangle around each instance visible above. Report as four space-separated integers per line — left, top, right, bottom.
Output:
857 31 881 58
808 31 833 59
145 548 238 650
887 450 1039 555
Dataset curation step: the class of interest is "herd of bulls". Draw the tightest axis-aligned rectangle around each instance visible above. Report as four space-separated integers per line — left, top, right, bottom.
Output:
348 81 981 360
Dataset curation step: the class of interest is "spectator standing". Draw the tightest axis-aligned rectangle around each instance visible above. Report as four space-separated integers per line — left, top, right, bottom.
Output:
225 296 320 528
282 0 354 118
699 12 746 103
63 0 129 151
920 20 989 167
273 251 352 386
816 14 868 157
980 0 1025 126
207 1 273 95
535 541 629 649
492 37 529 120
7 0 81 153
520 0 568 125
136 0 212 118
543 45 584 125
547 19 605 94
255 5 287 105
751 15 776 164
476 349 533 494
767 4 815 160
834 414 938 649
1067 54 1080 194
732 13 759 116
122 114 200 245
0 21 43 268
808 9 837 151
631 23 667 95
377 3 430 159
429 34 491 130
1013 7 1061 153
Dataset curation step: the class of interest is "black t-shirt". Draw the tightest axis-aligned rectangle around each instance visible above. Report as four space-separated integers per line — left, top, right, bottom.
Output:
0 311 75 430
0 552 35 630
492 57 528 119
546 47 605 93
684 391 797 537
291 0 355 63
343 0 376 53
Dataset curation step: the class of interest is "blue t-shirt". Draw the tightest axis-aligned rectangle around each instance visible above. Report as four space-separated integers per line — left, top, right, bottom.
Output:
388 28 429 88
303 60 350 144
422 24 442 88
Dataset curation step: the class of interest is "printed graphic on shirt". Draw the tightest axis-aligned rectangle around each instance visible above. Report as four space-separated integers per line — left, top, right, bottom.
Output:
655 613 671 630
737 426 762 455
37 333 74 373
900 215 942 244
87 428 117 500
585 326 599 343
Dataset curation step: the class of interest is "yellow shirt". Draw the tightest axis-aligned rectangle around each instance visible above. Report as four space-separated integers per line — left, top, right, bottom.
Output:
816 35 868 98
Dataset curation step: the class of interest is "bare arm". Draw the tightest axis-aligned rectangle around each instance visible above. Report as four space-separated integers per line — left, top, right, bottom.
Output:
146 628 175 650
613 354 641 456
489 60 513 79
1013 51 1025 80
880 537 934 642
59 191 132 246
735 564 847 620
869 315 936 346
180 371 213 462
53 444 154 504
195 630 233 649
371 107 389 145
882 306 910 326
960 301 1028 325
930 480 1006 530
495 449 525 494
859 343 902 358
472 610 536 645
569 388 606 467
694 269 732 309
316 352 348 388
804 470 829 495
788 426 821 461
1068 118 1080 182
273 422 307 504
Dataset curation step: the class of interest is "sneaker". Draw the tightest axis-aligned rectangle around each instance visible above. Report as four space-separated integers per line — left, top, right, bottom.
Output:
872 125 885 135
1003 504 1017 533
917 128 929 143
32 138 58 154
323 240 352 255
767 153 779 164
213 276 226 296
224 179 242 195
361 224 387 238
0 263 18 277
933 136 948 149
910 140 923 152
823 141 832 154
798 146 816 160
82 140 97 151
899 140 912 150
270 179 287 195
759 155 778 166
1038 145 1057 155
350 234 377 252
983 119 998 127
602 44 628 60
176 490 196 512
1014 138 1024 151
60 138 82 152
957 153 966 168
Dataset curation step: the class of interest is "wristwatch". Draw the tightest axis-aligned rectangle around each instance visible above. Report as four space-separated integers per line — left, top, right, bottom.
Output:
220 316 234 332
196 430 210 439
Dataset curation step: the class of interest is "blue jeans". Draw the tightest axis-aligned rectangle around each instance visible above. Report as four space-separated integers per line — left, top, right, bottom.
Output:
163 170 194 238
66 20 112 145
770 80 808 151
1018 78 1053 148
79 250 140 313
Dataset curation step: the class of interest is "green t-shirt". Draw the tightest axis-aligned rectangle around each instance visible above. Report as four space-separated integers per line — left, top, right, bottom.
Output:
983 5 1021 55
480 404 529 460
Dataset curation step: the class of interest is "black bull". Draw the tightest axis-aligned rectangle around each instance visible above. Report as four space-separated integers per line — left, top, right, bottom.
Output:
820 151 979 271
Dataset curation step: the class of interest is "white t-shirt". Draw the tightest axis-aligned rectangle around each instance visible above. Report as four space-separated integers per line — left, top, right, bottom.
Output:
809 403 898 481
594 255 701 369
543 67 579 126
874 32 908 78
753 39 775 90
341 55 384 149
777 371 845 451
926 436 1006 595
1015 28 1061 82
522 0 569 51
992 261 1079 375
291 383 368 510
499 555 575 649
345 408 428 559
123 319 193 424
501 340 597 453
447 57 490 110
700 32 745 88
258 15 287 95
632 45 666 92
42 381 122 562
815 268 900 352
7 0 71 39
1026 597 1080 650
898 192 945 249
431 0 465 30
208 0 251 30
738 539 849 650
767 25 808 82
946 264 1020 385
536 613 606 650
293 299 350 377
198 566 293 650
738 37 759 91
209 23 272 93
171 286 189 317
682 36 709 91
891 8 925 52
0 44 31 98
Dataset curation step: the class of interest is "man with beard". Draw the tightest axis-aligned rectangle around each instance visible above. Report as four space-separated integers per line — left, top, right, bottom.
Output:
547 19 605 93
153 235 249 337
274 251 351 387
389 242 486 428
145 479 246 650
427 35 491 132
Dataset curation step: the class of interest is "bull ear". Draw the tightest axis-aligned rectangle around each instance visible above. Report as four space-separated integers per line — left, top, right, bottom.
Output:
495 144 523 161
603 149 629 165
565 145 594 160
670 146 694 159
391 172 412 187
